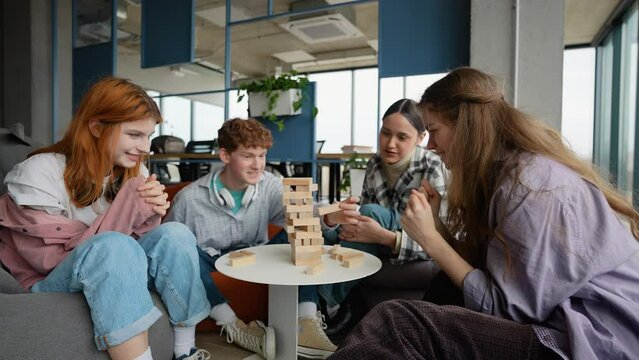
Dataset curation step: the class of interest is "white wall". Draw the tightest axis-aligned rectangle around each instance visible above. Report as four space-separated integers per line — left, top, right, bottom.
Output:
470 0 565 130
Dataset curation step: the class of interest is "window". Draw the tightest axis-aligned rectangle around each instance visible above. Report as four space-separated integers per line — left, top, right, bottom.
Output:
309 71 352 153
618 5 638 200
561 48 596 161
193 101 224 141
161 96 191 143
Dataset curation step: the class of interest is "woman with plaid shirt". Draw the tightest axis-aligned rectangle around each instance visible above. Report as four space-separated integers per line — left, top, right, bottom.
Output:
321 98 447 308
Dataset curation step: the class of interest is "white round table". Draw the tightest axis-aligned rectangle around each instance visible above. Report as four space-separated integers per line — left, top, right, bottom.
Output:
216 244 382 360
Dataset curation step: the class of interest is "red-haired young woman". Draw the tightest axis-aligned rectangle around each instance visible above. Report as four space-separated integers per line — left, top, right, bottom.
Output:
0 77 211 360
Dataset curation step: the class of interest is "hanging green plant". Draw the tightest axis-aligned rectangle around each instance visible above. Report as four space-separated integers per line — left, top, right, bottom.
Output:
237 71 319 131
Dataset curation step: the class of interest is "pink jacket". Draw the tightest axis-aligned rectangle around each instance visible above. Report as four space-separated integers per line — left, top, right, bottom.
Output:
0 176 161 289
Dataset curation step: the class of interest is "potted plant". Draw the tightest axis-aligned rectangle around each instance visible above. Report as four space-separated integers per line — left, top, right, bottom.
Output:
339 153 369 197
236 71 318 131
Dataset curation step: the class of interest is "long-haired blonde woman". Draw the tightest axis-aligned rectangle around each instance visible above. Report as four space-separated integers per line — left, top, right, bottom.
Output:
0 77 210 360
328 68 639 360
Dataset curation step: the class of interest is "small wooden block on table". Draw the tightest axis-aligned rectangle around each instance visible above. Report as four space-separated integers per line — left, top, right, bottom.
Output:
229 250 256 267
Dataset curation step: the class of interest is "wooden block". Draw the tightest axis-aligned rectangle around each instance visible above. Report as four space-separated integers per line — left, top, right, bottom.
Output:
283 191 313 200
282 178 313 186
292 231 323 240
285 225 296 233
306 262 325 275
318 203 342 216
229 250 254 258
311 238 324 245
228 250 256 267
298 211 314 219
289 237 303 246
312 225 321 232
293 244 323 254
288 217 320 226
340 252 363 262
294 257 322 266
296 184 318 192
329 245 342 254
343 256 363 268
336 251 358 261
286 204 314 213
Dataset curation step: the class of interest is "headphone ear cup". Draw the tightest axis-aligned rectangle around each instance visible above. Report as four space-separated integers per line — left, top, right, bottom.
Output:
218 188 235 209
240 185 256 207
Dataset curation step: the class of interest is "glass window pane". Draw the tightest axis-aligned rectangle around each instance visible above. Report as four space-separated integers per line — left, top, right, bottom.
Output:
618 5 638 200
562 48 596 161
161 96 192 143
594 34 615 170
75 0 113 47
405 73 447 102
353 68 378 151
309 71 352 153
229 90 250 119
193 101 224 141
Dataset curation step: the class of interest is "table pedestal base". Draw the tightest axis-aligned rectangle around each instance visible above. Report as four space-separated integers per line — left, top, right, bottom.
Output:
268 284 299 360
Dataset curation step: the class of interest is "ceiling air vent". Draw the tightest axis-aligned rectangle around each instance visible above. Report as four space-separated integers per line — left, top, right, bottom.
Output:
280 13 363 44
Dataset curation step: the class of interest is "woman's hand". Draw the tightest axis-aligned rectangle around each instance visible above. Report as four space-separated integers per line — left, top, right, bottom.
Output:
324 196 361 226
401 189 442 253
339 216 382 242
418 179 442 219
137 174 170 216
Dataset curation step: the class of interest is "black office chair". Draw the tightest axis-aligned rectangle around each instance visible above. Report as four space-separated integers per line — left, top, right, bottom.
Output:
178 139 218 181
150 135 185 184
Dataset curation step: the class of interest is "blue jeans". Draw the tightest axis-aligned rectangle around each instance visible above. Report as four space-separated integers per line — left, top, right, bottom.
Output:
320 203 400 307
198 229 319 308
31 222 211 350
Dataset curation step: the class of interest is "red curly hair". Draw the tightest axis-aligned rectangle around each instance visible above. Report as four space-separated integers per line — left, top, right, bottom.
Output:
31 77 162 207
217 118 273 153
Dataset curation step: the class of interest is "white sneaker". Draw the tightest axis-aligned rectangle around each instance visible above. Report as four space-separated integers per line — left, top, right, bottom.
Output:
175 348 211 360
297 311 337 359
220 319 276 360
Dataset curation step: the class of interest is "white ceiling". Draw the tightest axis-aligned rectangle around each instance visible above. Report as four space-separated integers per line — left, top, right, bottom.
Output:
108 0 622 104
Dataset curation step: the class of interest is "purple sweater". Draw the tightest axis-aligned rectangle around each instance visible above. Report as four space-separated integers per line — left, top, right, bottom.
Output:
462 155 639 360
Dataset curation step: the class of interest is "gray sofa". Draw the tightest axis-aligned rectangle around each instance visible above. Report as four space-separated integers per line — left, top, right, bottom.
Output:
0 124 174 359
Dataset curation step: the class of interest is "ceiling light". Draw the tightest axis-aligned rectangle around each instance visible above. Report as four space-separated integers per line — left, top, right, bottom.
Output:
272 50 316 63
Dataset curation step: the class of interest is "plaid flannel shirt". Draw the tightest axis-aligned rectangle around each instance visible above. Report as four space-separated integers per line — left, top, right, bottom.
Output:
360 146 448 264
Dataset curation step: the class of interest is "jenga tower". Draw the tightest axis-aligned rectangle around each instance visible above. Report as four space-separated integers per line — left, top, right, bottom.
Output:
282 178 324 266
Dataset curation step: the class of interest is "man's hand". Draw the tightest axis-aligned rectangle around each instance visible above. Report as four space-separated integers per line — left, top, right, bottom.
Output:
324 196 361 226
138 174 170 216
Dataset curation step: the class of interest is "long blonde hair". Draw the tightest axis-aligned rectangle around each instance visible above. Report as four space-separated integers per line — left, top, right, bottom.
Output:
419 67 639 269
31 77 162 207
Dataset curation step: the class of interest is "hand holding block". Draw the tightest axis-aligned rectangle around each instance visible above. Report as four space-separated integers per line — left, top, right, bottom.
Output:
318 203 341 216
229 250 256 267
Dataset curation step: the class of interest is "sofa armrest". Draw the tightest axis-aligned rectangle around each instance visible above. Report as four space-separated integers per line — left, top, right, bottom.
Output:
0 267 26 294
0 292 174 359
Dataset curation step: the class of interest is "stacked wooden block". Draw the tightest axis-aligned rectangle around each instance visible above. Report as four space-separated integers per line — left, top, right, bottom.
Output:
283 178 324 266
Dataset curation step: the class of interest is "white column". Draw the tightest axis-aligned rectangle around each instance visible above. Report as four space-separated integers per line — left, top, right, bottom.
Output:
470 0 565 130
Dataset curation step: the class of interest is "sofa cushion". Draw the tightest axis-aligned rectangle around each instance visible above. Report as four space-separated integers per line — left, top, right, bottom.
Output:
0 267 26 294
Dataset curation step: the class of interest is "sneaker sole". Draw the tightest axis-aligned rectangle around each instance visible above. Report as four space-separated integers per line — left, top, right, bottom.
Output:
264 326 276 360
297 345 335 359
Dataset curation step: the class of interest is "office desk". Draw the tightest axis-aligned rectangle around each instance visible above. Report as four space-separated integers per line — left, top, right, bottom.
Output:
148 153 374 202
317 153 374 203
215 244 381 360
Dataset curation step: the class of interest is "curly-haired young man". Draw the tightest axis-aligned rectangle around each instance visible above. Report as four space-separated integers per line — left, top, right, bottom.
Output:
167 118 357 359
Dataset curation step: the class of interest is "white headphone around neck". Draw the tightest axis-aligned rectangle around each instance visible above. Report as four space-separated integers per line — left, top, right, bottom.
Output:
212 170 259 209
